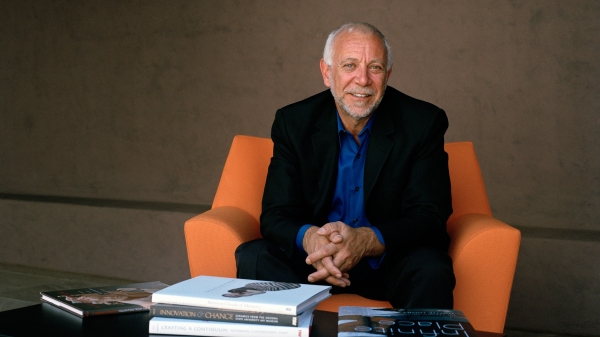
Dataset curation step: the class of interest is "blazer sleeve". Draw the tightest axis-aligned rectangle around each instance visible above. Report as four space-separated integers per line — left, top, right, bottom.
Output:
260 109 313 259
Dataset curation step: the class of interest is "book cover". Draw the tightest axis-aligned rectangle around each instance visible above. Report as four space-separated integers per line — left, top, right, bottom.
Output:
150 302 316 326
338 306 479 336
151 276 331 315
149 312 313 337
40 281 169 318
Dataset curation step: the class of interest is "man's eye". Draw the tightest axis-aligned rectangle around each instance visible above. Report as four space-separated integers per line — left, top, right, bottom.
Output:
343 64 355 69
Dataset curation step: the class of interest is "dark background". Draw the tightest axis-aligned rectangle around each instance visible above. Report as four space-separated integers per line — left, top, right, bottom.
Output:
1 1 598 335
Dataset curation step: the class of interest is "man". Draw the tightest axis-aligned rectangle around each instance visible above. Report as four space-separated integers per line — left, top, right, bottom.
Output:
235 22 455 309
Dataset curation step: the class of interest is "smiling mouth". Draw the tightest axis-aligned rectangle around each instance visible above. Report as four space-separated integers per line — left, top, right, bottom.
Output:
349 93 373 98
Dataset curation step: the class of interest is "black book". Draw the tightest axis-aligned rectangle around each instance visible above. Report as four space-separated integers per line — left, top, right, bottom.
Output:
149 302 316 327
40 281 169 317
338 306 479 336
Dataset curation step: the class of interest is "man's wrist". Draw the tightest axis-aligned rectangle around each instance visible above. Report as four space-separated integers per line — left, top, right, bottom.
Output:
301 226 320 254
356 227 386 257
295 224 313 254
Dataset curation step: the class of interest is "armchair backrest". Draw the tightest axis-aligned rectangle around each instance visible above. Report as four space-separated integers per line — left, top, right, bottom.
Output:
212 135 273 222
445 142 492 222
212 135 493 224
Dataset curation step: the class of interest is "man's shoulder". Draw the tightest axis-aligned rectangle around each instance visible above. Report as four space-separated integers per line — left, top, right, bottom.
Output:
383 86 442 114
378 87 448 135
278 89 333 113
273 90 335 130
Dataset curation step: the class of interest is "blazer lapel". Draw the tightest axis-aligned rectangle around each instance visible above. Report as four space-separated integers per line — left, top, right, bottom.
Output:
311 105 338 218
365 105 395 202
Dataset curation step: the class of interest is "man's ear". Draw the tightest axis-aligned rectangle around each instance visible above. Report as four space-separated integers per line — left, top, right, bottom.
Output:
320 58 331 87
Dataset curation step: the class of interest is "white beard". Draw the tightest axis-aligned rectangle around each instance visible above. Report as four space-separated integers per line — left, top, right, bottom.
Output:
329 74 386 120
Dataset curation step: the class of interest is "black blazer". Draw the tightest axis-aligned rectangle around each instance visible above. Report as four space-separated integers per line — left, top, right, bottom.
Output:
261 86 452 262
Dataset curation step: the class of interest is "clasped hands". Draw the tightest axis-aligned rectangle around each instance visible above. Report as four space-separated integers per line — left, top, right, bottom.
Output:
302 221 385 287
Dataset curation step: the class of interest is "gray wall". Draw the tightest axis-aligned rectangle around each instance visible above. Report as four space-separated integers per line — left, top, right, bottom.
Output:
1 1 599 335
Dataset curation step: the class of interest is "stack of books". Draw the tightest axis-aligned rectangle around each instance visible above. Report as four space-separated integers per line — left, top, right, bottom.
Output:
148 275 332 337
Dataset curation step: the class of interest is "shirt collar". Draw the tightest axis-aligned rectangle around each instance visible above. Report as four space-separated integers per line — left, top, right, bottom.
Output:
336 110 377 137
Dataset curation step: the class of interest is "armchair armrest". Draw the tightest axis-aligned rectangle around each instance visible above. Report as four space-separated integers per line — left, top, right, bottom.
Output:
447 213 521 333
184 206 261 278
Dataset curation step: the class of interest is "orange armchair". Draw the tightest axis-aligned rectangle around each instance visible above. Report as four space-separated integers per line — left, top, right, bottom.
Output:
184 135 520 333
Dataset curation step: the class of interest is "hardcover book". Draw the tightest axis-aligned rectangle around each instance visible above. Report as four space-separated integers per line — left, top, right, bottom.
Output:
338 306 479 336
40 281 169 317
151 276 331 315
149 312 313 337
150 302 316 327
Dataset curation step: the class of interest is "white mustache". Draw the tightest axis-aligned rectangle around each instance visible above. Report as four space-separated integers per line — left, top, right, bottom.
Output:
345 89 376 96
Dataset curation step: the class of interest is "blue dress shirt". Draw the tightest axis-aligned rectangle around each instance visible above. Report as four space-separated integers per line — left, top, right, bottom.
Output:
295 111 385 269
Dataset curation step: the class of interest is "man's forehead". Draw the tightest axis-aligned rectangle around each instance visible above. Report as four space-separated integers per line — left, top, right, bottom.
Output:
333 32 387 62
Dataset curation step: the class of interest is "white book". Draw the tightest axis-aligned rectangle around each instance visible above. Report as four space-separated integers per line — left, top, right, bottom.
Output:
151 276 331 315
149 312 313 337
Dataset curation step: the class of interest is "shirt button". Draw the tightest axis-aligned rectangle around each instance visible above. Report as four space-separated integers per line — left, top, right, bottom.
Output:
355 186 360 192
356 154 361 159
353 219 358 224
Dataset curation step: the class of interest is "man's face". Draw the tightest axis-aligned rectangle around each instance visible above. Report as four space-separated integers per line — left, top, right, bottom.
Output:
320 31 392 120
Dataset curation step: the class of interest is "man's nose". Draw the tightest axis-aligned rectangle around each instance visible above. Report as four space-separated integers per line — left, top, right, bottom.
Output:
354 65 371 86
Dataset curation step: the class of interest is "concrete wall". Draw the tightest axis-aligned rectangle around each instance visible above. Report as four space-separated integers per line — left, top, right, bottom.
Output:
0 198 204 285
1 1 598 334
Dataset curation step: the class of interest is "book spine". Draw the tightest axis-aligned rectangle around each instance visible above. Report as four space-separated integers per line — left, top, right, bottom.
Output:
148 318 309 337
85 306 147 317
150 304 299 326
152 294 295 315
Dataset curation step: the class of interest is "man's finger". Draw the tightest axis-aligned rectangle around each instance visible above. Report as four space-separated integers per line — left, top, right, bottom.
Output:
317 222 345 237
307 262 331 283
332 252 353 272
328 231 343 243
308 269 350 287
307 269 330 283
320 256 342 278
324 275 351 287
305 242 337 265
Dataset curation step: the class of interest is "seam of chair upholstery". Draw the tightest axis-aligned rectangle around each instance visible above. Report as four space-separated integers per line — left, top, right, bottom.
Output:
450 214 504 261
191 216 250 243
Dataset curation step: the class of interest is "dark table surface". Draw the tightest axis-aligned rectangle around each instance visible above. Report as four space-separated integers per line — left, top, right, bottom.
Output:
0 303 337 337
0 303 503 337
